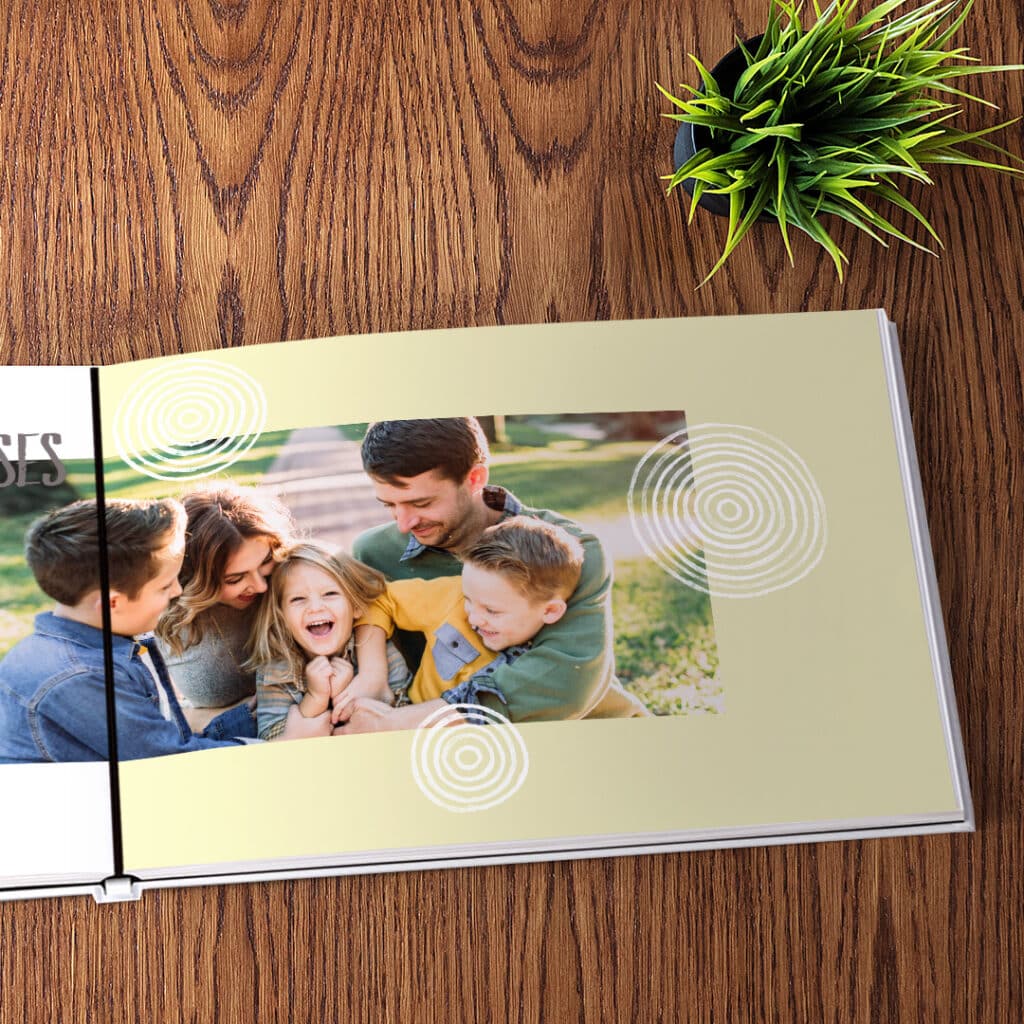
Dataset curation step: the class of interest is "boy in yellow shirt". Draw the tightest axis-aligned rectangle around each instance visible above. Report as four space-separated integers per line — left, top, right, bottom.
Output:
346 516 647 724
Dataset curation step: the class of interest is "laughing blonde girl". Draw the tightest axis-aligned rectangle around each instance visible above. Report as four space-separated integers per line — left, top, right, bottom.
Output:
248 542 408 739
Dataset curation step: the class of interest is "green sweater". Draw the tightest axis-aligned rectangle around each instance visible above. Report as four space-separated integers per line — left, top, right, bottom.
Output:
352 488 648 723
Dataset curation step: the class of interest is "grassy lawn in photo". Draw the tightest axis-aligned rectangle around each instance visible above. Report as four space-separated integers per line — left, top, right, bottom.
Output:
613 557 721 715
498 419 583 447
489 440 652 521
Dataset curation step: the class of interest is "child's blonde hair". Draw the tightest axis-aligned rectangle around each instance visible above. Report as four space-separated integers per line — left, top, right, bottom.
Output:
462 516 584 602
247 541 387 687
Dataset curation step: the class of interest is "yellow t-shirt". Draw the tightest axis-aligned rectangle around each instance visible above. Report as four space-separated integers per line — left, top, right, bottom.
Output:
357 577 495 703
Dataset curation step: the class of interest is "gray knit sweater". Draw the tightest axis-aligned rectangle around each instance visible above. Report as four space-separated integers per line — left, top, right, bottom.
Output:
160 603 257 708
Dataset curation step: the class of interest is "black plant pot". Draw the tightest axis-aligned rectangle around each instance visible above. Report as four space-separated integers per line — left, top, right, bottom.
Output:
672 35 765 219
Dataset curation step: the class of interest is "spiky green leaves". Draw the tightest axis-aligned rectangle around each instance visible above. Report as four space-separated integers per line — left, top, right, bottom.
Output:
659 0 1024 283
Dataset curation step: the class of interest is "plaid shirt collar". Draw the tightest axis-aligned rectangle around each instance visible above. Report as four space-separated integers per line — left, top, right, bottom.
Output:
400 486 523 561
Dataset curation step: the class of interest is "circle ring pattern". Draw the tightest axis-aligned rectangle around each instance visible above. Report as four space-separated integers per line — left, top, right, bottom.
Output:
628 423 827 598
112 359 268 482
410 703 529 813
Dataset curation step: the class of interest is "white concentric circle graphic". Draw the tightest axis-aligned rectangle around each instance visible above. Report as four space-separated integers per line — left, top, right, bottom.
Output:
628 423 827 598
411 703 529 813
112 359 268 481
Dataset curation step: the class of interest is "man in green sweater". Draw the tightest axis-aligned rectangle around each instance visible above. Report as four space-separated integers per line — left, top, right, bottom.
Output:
343 417 648 730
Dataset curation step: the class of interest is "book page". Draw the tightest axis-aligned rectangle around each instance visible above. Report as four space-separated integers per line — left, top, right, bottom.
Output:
0 367 115 888
96 313 966 878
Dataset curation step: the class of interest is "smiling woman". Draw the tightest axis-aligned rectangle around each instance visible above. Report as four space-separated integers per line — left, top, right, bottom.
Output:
155 485 296 714
219 536 277 609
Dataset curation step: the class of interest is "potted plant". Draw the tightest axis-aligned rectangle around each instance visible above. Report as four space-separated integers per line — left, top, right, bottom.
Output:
659 0 1024 282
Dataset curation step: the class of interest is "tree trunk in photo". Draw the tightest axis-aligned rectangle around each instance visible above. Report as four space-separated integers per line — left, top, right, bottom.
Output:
477 415 508 445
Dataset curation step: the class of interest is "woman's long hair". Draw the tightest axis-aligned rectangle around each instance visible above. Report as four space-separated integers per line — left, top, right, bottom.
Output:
156 484 296 656
246 541 388 690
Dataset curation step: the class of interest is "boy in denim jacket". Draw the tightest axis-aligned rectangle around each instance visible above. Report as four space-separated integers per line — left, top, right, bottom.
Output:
0 498 327 763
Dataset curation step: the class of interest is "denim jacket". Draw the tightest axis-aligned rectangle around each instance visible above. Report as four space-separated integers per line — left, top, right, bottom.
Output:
0 612 255 764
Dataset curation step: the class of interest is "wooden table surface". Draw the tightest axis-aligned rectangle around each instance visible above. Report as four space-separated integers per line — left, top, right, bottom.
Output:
1 1 1022 1020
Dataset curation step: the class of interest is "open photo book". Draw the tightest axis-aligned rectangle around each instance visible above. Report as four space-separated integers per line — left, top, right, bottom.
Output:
0 310 971 903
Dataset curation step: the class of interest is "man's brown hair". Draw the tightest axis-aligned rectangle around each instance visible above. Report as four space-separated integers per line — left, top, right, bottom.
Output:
360 418 490 484
462 516 584 602
26 498 186 606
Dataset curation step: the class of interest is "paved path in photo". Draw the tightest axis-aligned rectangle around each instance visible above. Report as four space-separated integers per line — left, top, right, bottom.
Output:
257 427 385 552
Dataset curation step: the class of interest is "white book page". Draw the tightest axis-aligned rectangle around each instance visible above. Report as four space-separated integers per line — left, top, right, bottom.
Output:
0 764 114 885
0 366 115 889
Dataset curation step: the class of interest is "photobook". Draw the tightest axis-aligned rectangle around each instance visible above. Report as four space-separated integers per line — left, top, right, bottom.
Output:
0 310 971 903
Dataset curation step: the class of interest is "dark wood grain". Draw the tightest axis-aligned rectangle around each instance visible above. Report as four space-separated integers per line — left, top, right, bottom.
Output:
2 0 1023 1020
